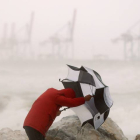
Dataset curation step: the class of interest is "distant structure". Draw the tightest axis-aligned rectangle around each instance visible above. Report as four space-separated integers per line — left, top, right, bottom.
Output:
40 9 77 59
0 23 14 59
0 12 34 59
0 10 76 60
112 20 140 60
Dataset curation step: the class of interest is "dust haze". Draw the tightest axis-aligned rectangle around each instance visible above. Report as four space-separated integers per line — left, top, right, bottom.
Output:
0 1 140 140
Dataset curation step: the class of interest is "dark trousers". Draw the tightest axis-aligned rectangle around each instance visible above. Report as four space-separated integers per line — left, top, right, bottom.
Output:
24 126 45 140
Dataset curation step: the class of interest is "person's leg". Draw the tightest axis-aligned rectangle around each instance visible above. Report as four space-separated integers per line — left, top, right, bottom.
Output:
24 126 45 140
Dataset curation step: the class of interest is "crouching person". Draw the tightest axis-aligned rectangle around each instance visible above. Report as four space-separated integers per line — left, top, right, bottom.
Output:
23 88 92 140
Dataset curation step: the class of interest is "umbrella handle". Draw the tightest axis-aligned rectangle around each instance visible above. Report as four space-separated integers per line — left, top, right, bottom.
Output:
60 107 70 112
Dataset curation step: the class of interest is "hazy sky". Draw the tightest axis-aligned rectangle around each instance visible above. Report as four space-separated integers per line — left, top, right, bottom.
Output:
0 0 140 59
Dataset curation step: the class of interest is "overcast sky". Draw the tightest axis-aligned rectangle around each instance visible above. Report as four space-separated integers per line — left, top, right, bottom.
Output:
0 0 140 59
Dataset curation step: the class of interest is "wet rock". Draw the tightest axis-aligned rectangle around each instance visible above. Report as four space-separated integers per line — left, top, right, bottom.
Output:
46 115 128 140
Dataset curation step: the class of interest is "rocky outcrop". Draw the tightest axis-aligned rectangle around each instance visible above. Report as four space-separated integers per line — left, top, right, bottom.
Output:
46 115 128 140
0 115 128 140
0 128 28 140
135 135 140 140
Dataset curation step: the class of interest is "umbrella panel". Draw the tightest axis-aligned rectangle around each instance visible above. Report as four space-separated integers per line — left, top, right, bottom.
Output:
82 66 105 88
93 70 106 87
93 109 110 129
62 81 84 98
94 87 110 114
67 66 95 86
79 71 95 86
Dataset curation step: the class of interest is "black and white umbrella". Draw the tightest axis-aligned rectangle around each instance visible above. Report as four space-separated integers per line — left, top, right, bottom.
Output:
60 64 113 129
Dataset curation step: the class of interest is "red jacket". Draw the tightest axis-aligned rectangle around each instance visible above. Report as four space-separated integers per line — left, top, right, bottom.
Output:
23 88 85 136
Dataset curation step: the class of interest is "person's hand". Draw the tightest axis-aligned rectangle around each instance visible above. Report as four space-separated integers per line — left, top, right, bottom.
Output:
84 94 92 101
56 110 61 116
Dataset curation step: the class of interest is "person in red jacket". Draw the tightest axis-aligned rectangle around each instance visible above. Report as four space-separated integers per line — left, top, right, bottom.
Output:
23 88 92 140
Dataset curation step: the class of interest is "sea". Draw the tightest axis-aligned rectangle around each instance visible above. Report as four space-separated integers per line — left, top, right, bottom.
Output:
0 59 139 140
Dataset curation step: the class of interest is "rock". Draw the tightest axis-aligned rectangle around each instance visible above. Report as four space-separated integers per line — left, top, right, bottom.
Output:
0 128 28 140
46 115 128 140
135 134 140 140
0 116 128 140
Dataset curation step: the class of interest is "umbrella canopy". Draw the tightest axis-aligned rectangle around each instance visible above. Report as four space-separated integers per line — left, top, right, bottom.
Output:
60 64 113 129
